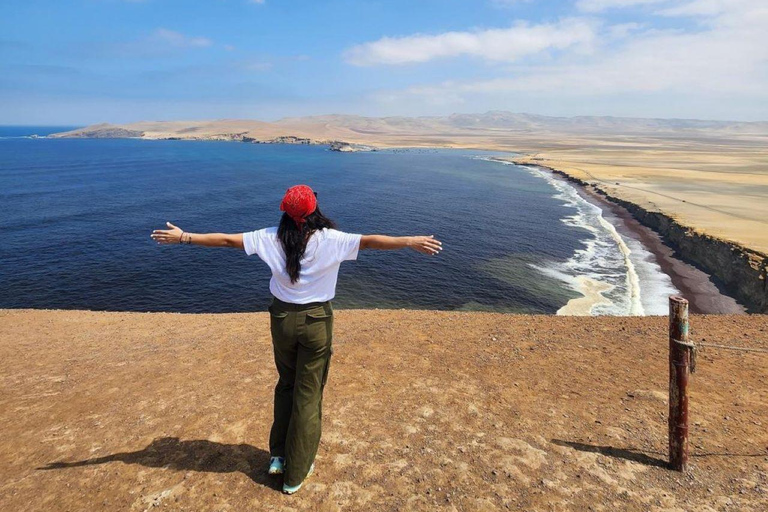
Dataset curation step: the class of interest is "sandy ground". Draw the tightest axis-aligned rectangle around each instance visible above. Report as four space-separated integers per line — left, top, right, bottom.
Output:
1 308 766 511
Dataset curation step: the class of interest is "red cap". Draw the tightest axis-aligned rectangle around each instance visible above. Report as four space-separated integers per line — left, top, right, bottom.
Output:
280 185 317 228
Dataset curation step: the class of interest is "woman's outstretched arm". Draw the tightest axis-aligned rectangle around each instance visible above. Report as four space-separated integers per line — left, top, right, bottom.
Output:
150 222 244 249
360 235 442 255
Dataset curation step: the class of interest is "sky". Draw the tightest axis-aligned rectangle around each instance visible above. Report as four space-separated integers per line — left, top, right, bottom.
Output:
1 0 766 125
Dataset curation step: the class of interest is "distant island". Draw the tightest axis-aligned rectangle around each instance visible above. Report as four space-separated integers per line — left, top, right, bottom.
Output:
51 112 768 312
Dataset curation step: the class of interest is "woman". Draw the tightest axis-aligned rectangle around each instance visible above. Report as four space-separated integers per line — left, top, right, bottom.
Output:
150 184 442 494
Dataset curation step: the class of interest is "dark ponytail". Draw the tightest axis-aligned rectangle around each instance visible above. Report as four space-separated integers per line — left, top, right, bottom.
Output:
278 206 337 283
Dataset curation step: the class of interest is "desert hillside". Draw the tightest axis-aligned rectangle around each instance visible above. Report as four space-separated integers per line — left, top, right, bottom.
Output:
1 308 766 511
50 112 768 142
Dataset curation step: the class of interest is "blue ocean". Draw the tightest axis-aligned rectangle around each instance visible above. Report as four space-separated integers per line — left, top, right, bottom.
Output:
0 126 677 314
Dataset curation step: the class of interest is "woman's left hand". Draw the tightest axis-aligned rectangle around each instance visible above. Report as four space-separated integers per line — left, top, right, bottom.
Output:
408 235 443 255
151 222 184 244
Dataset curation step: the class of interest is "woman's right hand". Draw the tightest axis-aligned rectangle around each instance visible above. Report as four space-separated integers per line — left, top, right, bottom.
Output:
408 235 442 256
151 222 184 244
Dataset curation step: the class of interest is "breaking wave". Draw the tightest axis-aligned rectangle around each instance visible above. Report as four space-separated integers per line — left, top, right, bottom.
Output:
481 158 678 315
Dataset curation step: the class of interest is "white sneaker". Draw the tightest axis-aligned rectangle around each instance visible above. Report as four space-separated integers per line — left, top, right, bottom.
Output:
268 456 285 475
282 463 314 494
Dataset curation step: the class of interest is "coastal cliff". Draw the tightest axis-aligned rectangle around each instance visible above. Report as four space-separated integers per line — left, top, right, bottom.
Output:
513 160 768 313
606 197 767 313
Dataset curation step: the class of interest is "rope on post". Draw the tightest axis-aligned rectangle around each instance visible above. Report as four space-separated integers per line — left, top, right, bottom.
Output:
672 338 697 373
696 342 768 355
672 338 768 373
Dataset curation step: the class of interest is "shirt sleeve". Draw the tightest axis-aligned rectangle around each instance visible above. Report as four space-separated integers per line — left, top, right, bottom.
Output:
332 230 363 261
242 228 266 256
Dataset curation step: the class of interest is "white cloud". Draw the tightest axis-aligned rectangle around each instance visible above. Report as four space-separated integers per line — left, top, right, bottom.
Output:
149 28 212 48
344 18 598 66
367 1 768 118
607 22 644 39
656 0 737 17
577 0 668 12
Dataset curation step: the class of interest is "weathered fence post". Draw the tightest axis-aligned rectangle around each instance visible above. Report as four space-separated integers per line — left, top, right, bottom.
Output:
668 295 690 471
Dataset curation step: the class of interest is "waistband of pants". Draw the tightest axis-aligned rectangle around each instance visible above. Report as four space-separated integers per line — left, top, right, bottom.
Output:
270 296 332 312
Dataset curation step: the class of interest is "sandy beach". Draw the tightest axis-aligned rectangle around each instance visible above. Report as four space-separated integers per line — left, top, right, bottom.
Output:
1 308 766 511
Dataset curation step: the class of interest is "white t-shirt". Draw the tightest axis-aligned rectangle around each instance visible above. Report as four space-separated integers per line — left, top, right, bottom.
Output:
242 227 362 304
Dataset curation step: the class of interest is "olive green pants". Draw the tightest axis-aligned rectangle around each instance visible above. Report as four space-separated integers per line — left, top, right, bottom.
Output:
268 296 333 487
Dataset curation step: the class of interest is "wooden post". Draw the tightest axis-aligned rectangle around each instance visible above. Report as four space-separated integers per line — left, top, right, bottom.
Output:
668 295 690 471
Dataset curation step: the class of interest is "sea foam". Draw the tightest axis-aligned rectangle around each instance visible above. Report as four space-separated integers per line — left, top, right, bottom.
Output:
481 158 678 316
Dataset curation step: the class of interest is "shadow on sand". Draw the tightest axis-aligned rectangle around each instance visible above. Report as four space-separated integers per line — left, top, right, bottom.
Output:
552 439 767 469
37 437 278 489
551 439 669 468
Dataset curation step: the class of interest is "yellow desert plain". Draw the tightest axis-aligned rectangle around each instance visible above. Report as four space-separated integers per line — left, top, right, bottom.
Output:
55 114 768 255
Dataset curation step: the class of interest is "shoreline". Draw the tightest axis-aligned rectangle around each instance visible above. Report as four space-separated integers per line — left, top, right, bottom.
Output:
573 177 746 315
31 133 767 313
510 158 766 313
492 157 746 314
